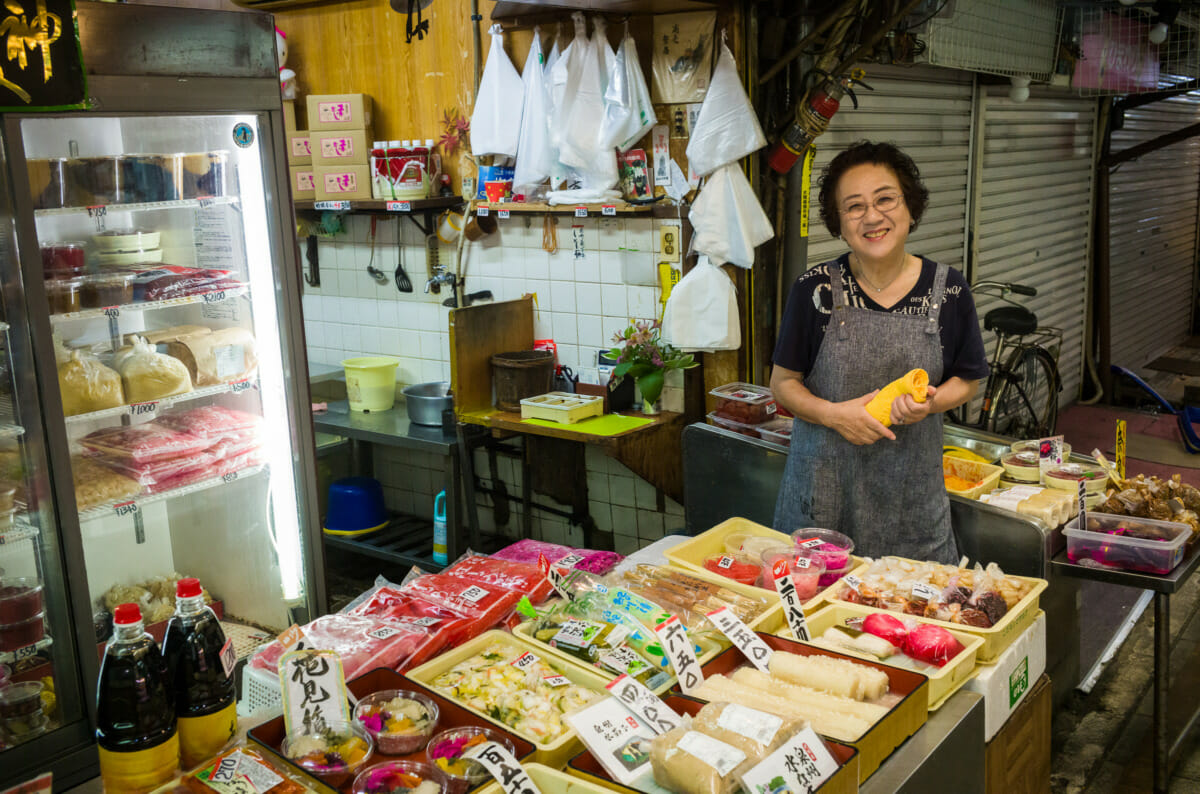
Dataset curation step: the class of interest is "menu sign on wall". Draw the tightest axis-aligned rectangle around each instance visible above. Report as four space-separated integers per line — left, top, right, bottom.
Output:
0 0 86 110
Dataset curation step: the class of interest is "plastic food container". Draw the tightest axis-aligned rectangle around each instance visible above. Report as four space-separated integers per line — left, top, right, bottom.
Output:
760 549 826 601
352 760 447 794
65 156 123 206
1011 439 1072 460
1000 451 1042 482
353 689 439 755
282 719 374 787
1044 463 1110 494
707 411 764 438
0 682 43 718
41 242 86 278
790 527 855 571
0 612 45 651
701 551 762 586
723 530 792 561
758 417 792 447
95 249 163 268
81 273 135 308
0 579 43 624
94 228 162 252
28 157 67 210
819 557 860 589
1064 513 1192 575
427 727 514 794
45 278 83 314
343 357 400 412
710 382 777 424
943 455 1004 500
180 151 230 198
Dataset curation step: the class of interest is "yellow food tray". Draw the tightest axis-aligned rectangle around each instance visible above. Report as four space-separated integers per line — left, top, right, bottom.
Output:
773 601 983 711
512 620 726 696
614 562 786 635
665 517 793 574
943 454 1004 499
478 763 616 794
405 630 611 769
824 559 1048 663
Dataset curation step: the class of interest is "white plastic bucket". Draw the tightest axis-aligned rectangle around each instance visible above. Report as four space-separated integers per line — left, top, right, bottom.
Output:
342 357 399 412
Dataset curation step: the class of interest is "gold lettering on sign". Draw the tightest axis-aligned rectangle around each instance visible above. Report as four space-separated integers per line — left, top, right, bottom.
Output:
0 0 62 102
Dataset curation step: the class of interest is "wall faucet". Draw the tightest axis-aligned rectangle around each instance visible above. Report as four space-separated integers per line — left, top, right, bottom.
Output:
425 268 456 294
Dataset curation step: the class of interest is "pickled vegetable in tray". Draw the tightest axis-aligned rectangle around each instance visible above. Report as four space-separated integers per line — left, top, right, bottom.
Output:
490 538 624 575
527 607 671 690
158 405 262 441
442 553 555 603
249 613 434 680
616 564 770 632
79 423 210 464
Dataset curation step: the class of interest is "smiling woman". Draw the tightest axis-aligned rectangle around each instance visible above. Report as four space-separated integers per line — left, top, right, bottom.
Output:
769 140 990 563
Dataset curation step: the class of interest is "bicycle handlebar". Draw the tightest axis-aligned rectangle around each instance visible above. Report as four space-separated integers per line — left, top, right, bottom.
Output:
972 280 1037 297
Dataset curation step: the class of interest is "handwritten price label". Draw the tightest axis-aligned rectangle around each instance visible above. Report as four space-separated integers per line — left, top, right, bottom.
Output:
197 196 216 209
221 472 239 484
707 607 774 672
313 200 350 210
511 651 540 671
606 674 681 734
103 306 120 319
114 501 138 518
14 643 40 660
86 205 107 218
498 209 511 219
386 201 412 212
230 379 253 394
654 616 703 694
574 206 588 217
130 401 158 417
476 206 489 217
203 291 227 304
602 205 617 216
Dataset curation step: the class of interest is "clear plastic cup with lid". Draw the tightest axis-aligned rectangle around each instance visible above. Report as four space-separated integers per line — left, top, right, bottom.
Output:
759 549 826 601
789 527 855 571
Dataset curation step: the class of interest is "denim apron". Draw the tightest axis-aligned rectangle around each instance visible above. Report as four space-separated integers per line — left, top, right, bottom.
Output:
773 260 958 563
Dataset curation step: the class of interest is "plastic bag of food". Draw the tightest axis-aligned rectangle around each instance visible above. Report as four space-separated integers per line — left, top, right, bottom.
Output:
399 570 523 637
685 35 766 177
690 162 774 268
861 612 908 648
158 405 262 441
342 577 476 669
80 423 210 464
442 552 555 603
902 623 965 667
58 351 124 416
117 336 193 403
73 455 141 510
166 327 257 387
650 722 746 794
617 563 770 632
130 265 243 302
91 449 216 486
490 539 624 574
471 24 524 159
249 613 434 681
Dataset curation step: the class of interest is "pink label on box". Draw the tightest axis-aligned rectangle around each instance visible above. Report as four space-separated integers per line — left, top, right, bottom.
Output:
324 172 357 192
321 137 354 158
295 172 314 191
318 101 353 123
291 137 311 156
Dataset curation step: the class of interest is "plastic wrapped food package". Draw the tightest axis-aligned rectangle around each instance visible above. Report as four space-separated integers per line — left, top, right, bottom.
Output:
130 265 244 303
72 455 141 511
158 405 262 440
179 746 317 794
441 553 555 603
167 327 257 387
143 449 263 494
489 538 624 575
616 564 770 633
90 449 217 486
80 273 136 308
250 613 436 681
710 382 776 425
526 606 672 690
58 352 124 416
116 337 193 403
398 572 523 632
343 579 487 665
80 423 210 464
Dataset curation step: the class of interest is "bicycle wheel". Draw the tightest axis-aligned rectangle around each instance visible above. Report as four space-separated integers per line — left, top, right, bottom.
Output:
986 345 1060 439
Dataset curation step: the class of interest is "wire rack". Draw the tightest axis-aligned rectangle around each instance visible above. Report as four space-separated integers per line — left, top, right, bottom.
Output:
1068 5 1200 96
914 0 1062 81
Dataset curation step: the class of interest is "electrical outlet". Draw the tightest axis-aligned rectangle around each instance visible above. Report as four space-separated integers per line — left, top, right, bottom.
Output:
660 224 681 262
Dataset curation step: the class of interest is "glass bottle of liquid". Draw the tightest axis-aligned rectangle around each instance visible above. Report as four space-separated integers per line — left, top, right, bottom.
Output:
163 577 237 768
97 603 179 793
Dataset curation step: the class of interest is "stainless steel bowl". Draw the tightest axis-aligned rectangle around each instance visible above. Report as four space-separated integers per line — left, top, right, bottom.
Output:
403 381 453 426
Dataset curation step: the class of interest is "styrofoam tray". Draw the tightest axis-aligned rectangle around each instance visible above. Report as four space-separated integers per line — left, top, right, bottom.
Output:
520 392 604 423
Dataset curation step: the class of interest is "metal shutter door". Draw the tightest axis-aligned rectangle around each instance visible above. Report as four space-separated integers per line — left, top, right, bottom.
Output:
804 65 975 271
974 85 1097 406
1108 92 1200 370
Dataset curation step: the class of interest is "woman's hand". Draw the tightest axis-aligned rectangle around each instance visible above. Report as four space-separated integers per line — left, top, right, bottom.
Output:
828 391 897 445
890 383 939 426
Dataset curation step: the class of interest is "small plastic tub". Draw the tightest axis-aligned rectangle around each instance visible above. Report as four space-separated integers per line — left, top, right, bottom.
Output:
0 612 45 651
45 277 83 314
1044 463 1110 495
760 549 826 601
94 228 162 252
95 249 163 268
41 242 86 279
427 727 514 794
702 551 762 586
723 531 791 561
282 719 374 787
0 682 43 718
353 760 448 794
758 417 792 447
1064 513 1191 575
0 579 43 623
818 559 856 589
81 272 135 308
710 382 777 424
1000 451 1042 483
707 411 764 439
789 528 855 572
353 689 439 755
1010 439 1072 460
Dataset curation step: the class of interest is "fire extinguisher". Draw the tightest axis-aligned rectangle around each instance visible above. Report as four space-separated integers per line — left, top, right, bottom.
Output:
767 70 868 174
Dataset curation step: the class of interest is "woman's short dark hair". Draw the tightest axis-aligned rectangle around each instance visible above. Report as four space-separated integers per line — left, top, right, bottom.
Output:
818 140 929 238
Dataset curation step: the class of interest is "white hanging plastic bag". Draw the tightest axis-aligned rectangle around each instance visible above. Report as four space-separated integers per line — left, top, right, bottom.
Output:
686 34 767 177
514 28 554 193
600 31 656 152
662 255 741 352
689 163 774 268
471 25 525 159
544 34 561 74
652 11 715 103
550 14 588 150
558 14 617 190
592 17 615 96
598 30 632 151
621 35 657 151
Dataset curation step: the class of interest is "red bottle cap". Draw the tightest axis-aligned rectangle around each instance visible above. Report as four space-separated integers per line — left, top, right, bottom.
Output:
113 603 142 625
176 577 202 599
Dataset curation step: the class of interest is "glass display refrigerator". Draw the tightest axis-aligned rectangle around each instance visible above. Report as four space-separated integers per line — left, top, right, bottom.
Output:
0 3 325 785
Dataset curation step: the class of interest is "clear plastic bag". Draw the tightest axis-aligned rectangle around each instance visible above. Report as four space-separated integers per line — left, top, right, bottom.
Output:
685 35 767 177
689 163 774 268
117 336 192 403
58 351 124 416
600 30 656 153
662 255 740 352
555 12 617 191
513 28 554 194
470 25 525 159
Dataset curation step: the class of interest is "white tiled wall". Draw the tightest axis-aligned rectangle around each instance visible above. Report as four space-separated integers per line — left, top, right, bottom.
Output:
304 212 686 551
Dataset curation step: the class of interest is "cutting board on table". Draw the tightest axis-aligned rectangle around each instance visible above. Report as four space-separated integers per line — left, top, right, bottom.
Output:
522 414 655 436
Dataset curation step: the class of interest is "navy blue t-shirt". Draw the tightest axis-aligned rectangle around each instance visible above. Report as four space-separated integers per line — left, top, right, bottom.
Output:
774 255 990 383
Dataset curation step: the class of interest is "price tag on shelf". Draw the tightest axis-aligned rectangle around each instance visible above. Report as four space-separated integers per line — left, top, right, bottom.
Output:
277 624 306 651
842 574 863 593
606 674 681 735
313 200 350 210
197 196 216 209
771 557 810 642
230 379 253 394
219 638 236 679
203 290 228 304
538 553 579 601
511 651 540 671
279 649 350 736
102 306 120 319
740 725 839 794
574 206 588 218
706 607 773 672
542 674 570 687
602 205 617 216
113 501 138 518
653 615 703 694
221 471 239 484
86 205 107 218
476 206 489 217
130 401 158 418
498 209 511 219
386 200 412 212
464 742 543 794
14 642 40 661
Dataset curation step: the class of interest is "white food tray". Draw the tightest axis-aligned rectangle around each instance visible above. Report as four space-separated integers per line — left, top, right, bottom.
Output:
520 391 604 424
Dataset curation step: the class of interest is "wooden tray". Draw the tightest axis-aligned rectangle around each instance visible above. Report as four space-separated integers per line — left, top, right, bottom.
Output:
566 694 860 794
247 667 535 794
684 632 929 783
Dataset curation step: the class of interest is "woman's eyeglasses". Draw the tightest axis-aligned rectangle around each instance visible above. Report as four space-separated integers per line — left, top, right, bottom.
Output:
839 191 904 220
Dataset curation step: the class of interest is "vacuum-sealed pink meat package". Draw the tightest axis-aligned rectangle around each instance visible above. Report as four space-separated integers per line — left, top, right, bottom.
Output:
249 613 434 680
79 423 211 464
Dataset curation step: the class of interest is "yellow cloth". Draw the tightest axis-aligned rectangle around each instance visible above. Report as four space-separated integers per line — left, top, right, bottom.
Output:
521 414 655 436
866 368 928 426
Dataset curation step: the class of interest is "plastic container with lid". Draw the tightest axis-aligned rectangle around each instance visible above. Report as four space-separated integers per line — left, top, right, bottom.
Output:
41 242 87 278
702 551 762 586
427 726 513 794
46 277 83 314
28 157 68 210
1044 462 1110 494
707 411 764 438
353 689 439 755
282 719 374 786
95 249 163 268
723 530 792 561
94 229 161 252
789 527 855 571
757 417 792 447
0 681 47 744
0 612 45 651
353 760 448 794
710 381 777 424
0 579 43 623
1000 450 1042 483
1010 438 1073 460
1064 512 1192 575
759 548 826 600
81 272 135 308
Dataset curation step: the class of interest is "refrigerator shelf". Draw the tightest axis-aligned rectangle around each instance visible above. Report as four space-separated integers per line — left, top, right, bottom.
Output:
49 285 249 325
78 462 269 522
0 635 52 665
33 195 240 218
0 520 38 546
0 423 24 440
64 378 260 425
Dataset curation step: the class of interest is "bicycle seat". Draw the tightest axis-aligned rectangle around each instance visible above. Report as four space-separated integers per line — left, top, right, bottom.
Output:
984 305 1038 336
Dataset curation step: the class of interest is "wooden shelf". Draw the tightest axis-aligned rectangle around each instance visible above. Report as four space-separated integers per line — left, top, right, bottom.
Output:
478 200 657 217
491 0 717 20
294 196 463 214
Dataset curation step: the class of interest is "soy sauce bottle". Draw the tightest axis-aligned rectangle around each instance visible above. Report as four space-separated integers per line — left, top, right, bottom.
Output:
163 577 237 768
97 603 179 793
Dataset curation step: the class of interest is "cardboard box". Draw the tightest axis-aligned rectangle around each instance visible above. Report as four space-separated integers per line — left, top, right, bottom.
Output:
282 99 301 133
289 165 315 200
314 164 371 200
305 93 373 131
963 611 1047 741
286 133 311 165
309 128 374 166
984 673 1051 794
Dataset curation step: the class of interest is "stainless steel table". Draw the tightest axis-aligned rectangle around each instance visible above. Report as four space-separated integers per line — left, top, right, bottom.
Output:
861 690 986 793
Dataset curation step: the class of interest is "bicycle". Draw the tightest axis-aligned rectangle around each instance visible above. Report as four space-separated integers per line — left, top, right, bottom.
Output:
948 280 1063 439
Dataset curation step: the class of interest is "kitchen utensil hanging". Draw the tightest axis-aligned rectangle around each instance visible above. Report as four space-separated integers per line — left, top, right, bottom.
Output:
366 216 388 284
394 217 413 292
